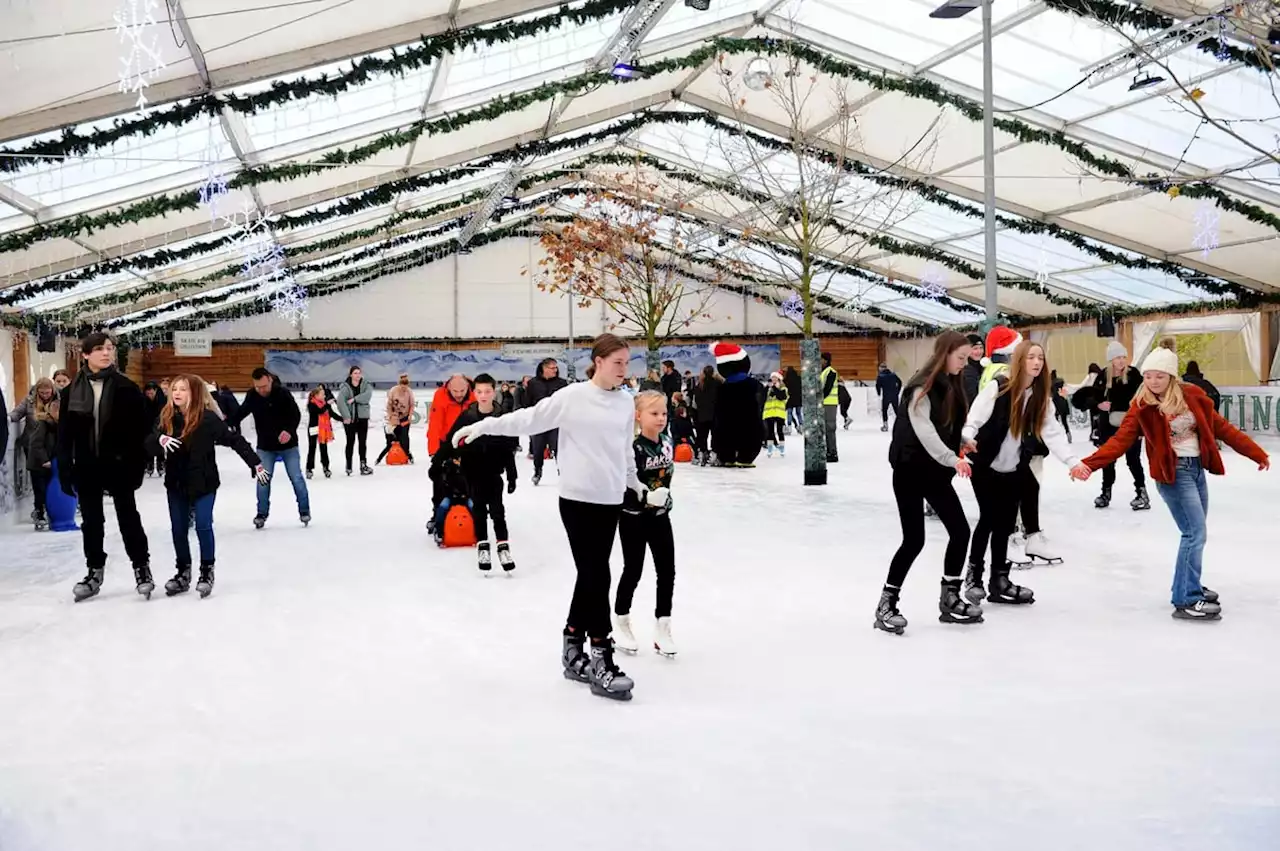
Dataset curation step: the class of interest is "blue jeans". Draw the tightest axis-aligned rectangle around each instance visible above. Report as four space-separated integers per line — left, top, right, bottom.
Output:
786 407 803 430
257 447 311 517
1155 458 1209 607
168 490 216 564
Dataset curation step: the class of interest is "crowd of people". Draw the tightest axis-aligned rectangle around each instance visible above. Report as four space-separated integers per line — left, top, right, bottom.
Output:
2 324 1270 702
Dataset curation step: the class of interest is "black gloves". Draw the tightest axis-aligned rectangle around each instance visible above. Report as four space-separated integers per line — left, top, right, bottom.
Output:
507 477 517 495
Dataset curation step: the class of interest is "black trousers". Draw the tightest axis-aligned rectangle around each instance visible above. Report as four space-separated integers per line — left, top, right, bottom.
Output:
693 421 712 457
887 465 970 587
78 483 150 570
1021 467 1041 535
396 424 412 460
824 405 839 461
471 476 509 542
531 430 559 476
881 395 898 424
559 498 621 639
306 436 331 472
970 466 1022 571
30 468 52 514
343 418 369 468
616 510 676 618
1099 431 1145 490
764 418 785 443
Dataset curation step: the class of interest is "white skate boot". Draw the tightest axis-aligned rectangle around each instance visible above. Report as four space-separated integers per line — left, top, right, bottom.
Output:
613 613 639 654
1023 531 1063 565
1007 534 1032 569
653 617 678 657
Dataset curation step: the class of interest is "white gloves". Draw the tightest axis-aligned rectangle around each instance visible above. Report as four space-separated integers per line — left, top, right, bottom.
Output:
158 434 182 455
646 487 670 507
254 465 271 485
452 424 481 447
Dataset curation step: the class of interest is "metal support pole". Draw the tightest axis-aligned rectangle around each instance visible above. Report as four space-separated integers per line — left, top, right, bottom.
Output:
566 280 575 381
981 0 998 325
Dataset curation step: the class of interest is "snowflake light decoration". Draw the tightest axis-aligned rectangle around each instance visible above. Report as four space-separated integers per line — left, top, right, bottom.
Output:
270 283 309 327
114 0 166 111
838 292 868 314
777 291 805 322
198 126 229 220
918 265 947 301
1192 200 1220 258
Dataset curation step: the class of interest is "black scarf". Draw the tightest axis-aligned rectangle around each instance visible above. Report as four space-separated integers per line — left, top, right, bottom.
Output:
68 365 117 452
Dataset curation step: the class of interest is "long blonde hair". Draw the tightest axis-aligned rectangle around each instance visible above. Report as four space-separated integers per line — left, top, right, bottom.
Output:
1133 340 1188 417
159 375 212 441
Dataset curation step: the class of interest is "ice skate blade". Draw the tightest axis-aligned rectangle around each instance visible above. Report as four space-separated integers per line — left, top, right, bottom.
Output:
872 621 906 635
986 596 1034 605
1172 611 1222 622
589 685 634 701
1028 556 1064 565
1009 562 1033 571
654 647 677 658
562 668 590 684
939 613 984 625
616 645 638 655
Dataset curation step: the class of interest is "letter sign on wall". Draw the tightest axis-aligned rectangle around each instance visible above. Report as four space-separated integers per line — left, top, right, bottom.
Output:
173 332 213 357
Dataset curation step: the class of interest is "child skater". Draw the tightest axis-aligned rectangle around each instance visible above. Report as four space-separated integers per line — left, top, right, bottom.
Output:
443 373 519 574
876 331 983 635
762 371 788 458
452 334 644 702
1073 340 1269 621
305 385 338 479
961 341 1090 607
150 375 268 598
613 390 678 657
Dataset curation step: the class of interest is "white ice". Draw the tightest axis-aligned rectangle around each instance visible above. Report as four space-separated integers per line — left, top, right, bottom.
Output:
1 416 1278 851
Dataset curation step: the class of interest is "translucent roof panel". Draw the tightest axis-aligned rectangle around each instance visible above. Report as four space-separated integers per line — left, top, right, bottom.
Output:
782 0 985 68
647 0 763 43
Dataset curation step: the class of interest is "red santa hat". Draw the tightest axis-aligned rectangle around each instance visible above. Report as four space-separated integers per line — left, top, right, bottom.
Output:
982 326 1022 366
709 341 747 365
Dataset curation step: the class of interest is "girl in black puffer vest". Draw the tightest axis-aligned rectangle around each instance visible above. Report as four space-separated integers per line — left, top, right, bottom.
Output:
877 332 983 635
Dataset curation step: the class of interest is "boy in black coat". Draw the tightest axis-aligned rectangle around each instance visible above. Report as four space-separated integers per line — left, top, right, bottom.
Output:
57 332 153 601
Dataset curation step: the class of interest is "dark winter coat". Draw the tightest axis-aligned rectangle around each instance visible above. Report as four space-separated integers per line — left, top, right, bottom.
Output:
527 373 568 408
661 370 683 400
0 387 8 455
692 377 719 425
1182 371 1221 411
143 383 167 428
443 403 518 483
670 409 694 444
711 361 764 466
229 381 302 451
1080 366 1143 443
306 396 340 430
216 389 241 425
56 368 149 494
26 417 58 472
962 359 984 405
783 368 802 409
9 390 47 449
875 368 902 402
888 375 962 471
147 410 261 499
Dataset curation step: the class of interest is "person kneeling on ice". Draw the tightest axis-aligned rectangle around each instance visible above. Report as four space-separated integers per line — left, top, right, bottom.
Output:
1072 340 1269 621
150 375 269 598
613 391 679 657
442 373 519 573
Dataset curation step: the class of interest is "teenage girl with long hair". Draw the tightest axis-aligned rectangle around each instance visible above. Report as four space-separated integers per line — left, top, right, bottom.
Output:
961 341 1089 607
452 334 644 701
876 331 983 635
150 375 268 598
1073 341 1269 620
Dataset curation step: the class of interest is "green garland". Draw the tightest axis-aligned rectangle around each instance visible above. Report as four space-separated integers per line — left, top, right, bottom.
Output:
0 0 636 174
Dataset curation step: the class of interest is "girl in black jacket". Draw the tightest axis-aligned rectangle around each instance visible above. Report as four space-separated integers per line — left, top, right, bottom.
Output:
25 387 59 529
877 332 983 635
149 374 267 597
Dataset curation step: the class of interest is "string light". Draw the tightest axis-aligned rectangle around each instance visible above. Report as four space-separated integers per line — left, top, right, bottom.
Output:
113 0 166 111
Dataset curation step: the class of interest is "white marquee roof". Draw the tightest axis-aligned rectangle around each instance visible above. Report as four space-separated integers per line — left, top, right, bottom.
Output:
1 0 1276 337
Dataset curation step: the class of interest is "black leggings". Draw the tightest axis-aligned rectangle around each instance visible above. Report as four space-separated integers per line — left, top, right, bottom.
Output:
306 436 331 472
968 464 1039 563
764 418 785 443
693 421 712 456
471 477 509 542
616 511 676 618
30 468 53 514
970 466 1022 571
887 465 969 587
344 418 369 468
559 498 621 640
1099 431 1145 490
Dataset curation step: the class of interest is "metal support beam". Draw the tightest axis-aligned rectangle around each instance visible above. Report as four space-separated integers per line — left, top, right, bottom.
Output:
402 0 463 173
980 0 998 323
912 2 1046 74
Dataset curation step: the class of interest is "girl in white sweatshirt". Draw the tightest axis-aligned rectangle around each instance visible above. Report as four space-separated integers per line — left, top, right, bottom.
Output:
452 334 643 702
961 340 1089 606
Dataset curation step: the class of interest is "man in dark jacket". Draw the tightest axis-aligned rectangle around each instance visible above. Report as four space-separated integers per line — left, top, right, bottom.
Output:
526 358 568 485
874 363 903 433
962 334 984 404
57 331 152 601
228 367 310 527
661 360 682 400
216 385 242 433
1182 361 1221 410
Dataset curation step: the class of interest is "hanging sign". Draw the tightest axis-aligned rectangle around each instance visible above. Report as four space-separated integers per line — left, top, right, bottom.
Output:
501 343 566 359
173 331 212 357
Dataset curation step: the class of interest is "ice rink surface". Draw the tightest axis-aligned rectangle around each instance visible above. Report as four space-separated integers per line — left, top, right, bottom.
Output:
2 420 1277 850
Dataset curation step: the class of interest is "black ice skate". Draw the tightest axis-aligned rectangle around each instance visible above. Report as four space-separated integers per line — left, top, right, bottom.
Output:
873 586 907 635
1130 486 1151 511
987 566 1035 605
531 473 542 487
196 562 215 598
880 423 888 432
253 514 267 529
306 470 313 480
496 541 515 573
1172 600 1221 621
299 512 311 526
360 465 373 476
165 564 192 596
1094 485 1112 509
31 509 47 531
939 579 984 625
1201 587 1220 604
562 630 591 684
346 466 353 476
588 640 635 701
477 541 492 574
73 567 104 601
962 561 986 606
323 469 332 479
133 563 155 600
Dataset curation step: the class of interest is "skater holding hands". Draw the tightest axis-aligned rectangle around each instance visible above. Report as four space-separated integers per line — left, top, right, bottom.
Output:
613 391 679 656
149 375 268 597
1071 341 1268 621
875 332 983 635
305 385 338 479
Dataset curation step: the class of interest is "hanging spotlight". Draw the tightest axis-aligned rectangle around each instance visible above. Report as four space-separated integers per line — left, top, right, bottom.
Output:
685 0 710 10
611 61 642 80
1128 70 1166 91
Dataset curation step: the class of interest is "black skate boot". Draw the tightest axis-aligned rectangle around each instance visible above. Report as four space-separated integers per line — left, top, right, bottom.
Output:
32 508 47 530
323 469 332 479
562 630 591 684
253 514 267 529
165 563 192 596
496 541 515 574
299 512 311 526
987 565 1035 605
531 472 542 487
1172 600 1222 621
346 466 353 476
587 640 635 701
962 561 986 606
477 541 492 574
939 579 984 624
133 562 155 600
360 465 373 476
196 561 215 598
1094 485 1112 509
1130 486 1151 511
873 586 907 635
1201 586 1220 604
880 422 888 432
306 469 313 480
73 566 105 601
